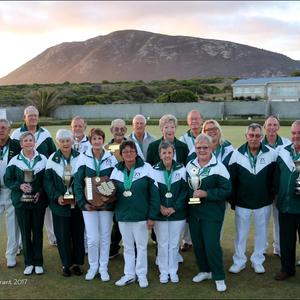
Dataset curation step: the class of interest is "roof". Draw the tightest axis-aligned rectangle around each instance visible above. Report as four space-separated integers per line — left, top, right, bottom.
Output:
232 76 300 86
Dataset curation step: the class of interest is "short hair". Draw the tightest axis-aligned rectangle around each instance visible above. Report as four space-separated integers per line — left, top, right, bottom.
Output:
120 140 137 154
111 119 126 128
158 140 175 153
24 106 39 116
264 115 280 127
56 129 73 143
71 116 87 127
195 133 213 147
159 114 177 130
20 131 35 144
88 128 105 142
202 119 225 144
187 110 203 121
132 114 147 125
246 123 263 134
0 119 11 128
292 120 300 127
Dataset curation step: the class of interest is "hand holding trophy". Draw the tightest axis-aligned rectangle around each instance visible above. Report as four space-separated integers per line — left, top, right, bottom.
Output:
21 169 35 202
63 165 75 208
188 167 202 205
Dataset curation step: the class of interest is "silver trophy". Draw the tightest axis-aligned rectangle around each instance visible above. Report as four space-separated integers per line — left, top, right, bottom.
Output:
73 137 80 152
294 161 300 195
63 165 75 207
188 167 202 204
21 169 35 202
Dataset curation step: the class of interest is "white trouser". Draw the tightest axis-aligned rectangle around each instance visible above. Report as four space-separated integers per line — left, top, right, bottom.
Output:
44 206 56 244
233 205 271 267
154 220 185 276
182 222 192 245
271 202 280 254
83 211 113 273
0 188 20 261
119 221 148 278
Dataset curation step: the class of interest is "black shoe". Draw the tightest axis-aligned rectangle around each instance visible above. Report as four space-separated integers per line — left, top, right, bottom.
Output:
62 267 71 277
274 271 294 281
181 243 192 252
72 265 83 276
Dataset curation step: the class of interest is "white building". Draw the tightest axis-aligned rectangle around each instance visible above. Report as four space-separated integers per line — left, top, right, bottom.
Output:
232 77 300 101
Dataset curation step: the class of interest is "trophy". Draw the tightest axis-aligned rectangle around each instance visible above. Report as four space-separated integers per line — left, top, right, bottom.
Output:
21 169 35 202
63 165 75 207
73 137 80 152
294 161 300 195
188 167 202 204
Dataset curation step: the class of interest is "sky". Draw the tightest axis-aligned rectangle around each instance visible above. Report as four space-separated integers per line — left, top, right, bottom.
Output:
1 1 300 78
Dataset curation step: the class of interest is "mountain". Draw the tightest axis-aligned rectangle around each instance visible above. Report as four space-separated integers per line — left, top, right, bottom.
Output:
1 29 300 85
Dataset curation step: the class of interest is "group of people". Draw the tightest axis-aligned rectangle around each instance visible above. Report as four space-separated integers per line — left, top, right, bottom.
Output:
0 105 300 293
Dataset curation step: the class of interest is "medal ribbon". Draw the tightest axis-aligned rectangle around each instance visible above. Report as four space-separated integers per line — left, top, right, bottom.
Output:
163 167 174 192
290 146 300 161
247 146 258 172
0 145 8 161
123 165 135 191
213 144 223 160
20 152 39 170
92 150 105 177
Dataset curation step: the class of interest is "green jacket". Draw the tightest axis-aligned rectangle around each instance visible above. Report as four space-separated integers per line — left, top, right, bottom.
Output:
228 142 277 209
4 150 47 209
73 149 118 210
44 149 81 217
110 156 160 222
146 137 189 166
186 156 232 222
274 144 300 214
152 160 188 221
11 124 56 158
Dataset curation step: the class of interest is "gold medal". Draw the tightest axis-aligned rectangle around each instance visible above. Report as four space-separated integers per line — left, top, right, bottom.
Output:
165 192 172 198
123 190 132 197
95 177 101 183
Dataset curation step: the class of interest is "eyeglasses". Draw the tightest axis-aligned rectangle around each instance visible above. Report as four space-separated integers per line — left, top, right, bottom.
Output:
113 127 126 132
122 150 136 154
195 146 209 151
247 133 262 139
204 127 218 133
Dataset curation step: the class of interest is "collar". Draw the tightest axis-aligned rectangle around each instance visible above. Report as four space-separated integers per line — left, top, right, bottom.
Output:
116 155 145 171
18 149 41 162
108 137 127 145
84 148 112 160
238 142 269 155
52 149 80 163
190 154 218 169
153 159 183 171
20 123 44 133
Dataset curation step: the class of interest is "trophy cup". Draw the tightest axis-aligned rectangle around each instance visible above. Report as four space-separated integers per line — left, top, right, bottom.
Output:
188 167 202 204
63 165 75 207
73 137 80 152
21 169 35 202
294 161 300 195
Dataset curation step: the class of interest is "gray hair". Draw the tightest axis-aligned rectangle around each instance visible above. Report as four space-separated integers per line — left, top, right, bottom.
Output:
24 105 39 116
132 114 147 125
246 123 263 134
56 129 73 143
187 110 203 120
202 119 225 144
71 116 87 127
20 131 35 144
292 120 300 127
158 140 175 153
159 114 178 130
195 133 213 147
111 118 126 128
0 119 11 128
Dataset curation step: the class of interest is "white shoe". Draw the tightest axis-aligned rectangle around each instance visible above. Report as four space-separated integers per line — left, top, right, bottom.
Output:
138 276 148 288
251 264 265 274
100 271 110 282
170 274 179 283
215 280 227 292
85 269 98 281
192 272 212 283
35 266 44 275
159 274 169 284
7 258 16 268
115 275 135 287
24 265 34 275
228 264 246 274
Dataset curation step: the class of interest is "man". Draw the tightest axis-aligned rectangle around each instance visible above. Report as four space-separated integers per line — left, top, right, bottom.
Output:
262 115 291 256
274 120 300 281
70 116 91 153
11 105 57 246
104 119 127 259
179 110 203 252
127 114 156 161
228 123 277 274
0 119 21 268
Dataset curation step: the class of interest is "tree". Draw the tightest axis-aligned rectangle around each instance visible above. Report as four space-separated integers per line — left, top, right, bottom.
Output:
291 70 300 77
26 88 66 117
156 89 198 103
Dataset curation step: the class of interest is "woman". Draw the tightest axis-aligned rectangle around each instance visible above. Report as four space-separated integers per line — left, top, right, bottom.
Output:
44 129 84 277
110 140 159 288
4 131 47 275
186 133 231 292
152 140 188 284
73 128 118 282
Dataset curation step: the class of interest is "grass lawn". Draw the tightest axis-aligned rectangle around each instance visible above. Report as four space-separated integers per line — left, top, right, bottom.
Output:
0 125 299 299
